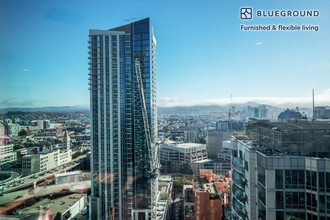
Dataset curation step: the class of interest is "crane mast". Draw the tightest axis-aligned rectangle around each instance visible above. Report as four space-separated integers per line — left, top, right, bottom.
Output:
134 58 159 219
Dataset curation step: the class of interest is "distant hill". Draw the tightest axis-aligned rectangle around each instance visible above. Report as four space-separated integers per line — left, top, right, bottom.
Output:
0 106 89 114
0 103 310 118
158 102 285 116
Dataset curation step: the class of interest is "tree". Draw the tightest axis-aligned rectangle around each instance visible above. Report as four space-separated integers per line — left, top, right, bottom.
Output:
18 129 27 136
13 145 23 150
24 143 34 148
173 177 185 191
72 151 82 159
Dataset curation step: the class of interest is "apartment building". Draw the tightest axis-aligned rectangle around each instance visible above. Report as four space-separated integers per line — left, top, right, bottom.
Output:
231 136 330 220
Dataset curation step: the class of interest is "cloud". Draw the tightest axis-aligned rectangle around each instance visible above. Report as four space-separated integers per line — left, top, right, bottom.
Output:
158 89 330 108
159 97 180 103
22 69 29 71
256 42 263 45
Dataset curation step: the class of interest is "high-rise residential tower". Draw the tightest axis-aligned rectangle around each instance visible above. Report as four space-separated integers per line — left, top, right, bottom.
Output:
88 18 157 220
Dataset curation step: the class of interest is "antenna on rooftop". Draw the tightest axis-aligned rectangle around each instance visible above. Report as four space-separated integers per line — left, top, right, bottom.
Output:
124 18 136 23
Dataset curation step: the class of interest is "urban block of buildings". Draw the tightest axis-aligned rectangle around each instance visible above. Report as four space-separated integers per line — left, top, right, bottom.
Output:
183 169 231 220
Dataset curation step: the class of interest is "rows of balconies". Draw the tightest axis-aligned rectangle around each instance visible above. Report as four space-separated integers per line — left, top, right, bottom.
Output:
232 183 247 204
233 197 248 219
232 157 245 174
232 170 247 189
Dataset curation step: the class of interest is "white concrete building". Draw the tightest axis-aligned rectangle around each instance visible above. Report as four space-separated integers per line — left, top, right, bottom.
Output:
7 123 20 137
22 149 72 176
55 170 83 184
157 175 173 220
160 143 207 162
18 193 87 219
38 120 44 130
191 158 231 175
0 124 5 135
218 140 232 161
0 144 17 165
59 149 72 165
160 143 207 172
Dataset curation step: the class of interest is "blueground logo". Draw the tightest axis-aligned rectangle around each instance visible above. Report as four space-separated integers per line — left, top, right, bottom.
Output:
241 8 253 20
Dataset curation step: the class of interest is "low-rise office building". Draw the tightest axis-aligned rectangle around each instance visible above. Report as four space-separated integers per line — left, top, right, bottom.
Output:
160 143 207 173
55 170 83 184
17 193 87 219
22 149 72 176
59 149 72 165
190 159 230 175
0 144 17 165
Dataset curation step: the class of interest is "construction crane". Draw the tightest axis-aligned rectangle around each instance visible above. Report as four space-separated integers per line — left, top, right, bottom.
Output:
134 58 159 219
209 108 239 121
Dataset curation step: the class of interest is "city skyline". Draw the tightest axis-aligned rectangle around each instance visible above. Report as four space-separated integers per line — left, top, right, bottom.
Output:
1 0 330 108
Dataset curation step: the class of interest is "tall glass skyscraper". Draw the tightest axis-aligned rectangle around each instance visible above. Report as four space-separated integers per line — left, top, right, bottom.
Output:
88 18 157 220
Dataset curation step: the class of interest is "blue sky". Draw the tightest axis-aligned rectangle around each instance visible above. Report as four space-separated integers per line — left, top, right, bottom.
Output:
1 0 330 108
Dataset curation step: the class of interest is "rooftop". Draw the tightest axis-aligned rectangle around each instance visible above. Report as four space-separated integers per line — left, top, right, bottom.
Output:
250 121 330 130
18 193 85 217
160 143 206 153
161 142 206 149
54 170 82 178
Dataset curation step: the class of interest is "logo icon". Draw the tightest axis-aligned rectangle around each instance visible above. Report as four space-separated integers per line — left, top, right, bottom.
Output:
241 8 253 20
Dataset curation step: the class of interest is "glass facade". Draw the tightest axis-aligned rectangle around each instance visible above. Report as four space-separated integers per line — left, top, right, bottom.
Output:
231 137 330 220
273 169 330 219
88 18 157 220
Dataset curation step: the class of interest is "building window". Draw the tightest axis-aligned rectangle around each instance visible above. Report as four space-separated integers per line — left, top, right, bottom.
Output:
276 211 284 220
326 173 330 192
276 191 284 209
275 170 283 189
